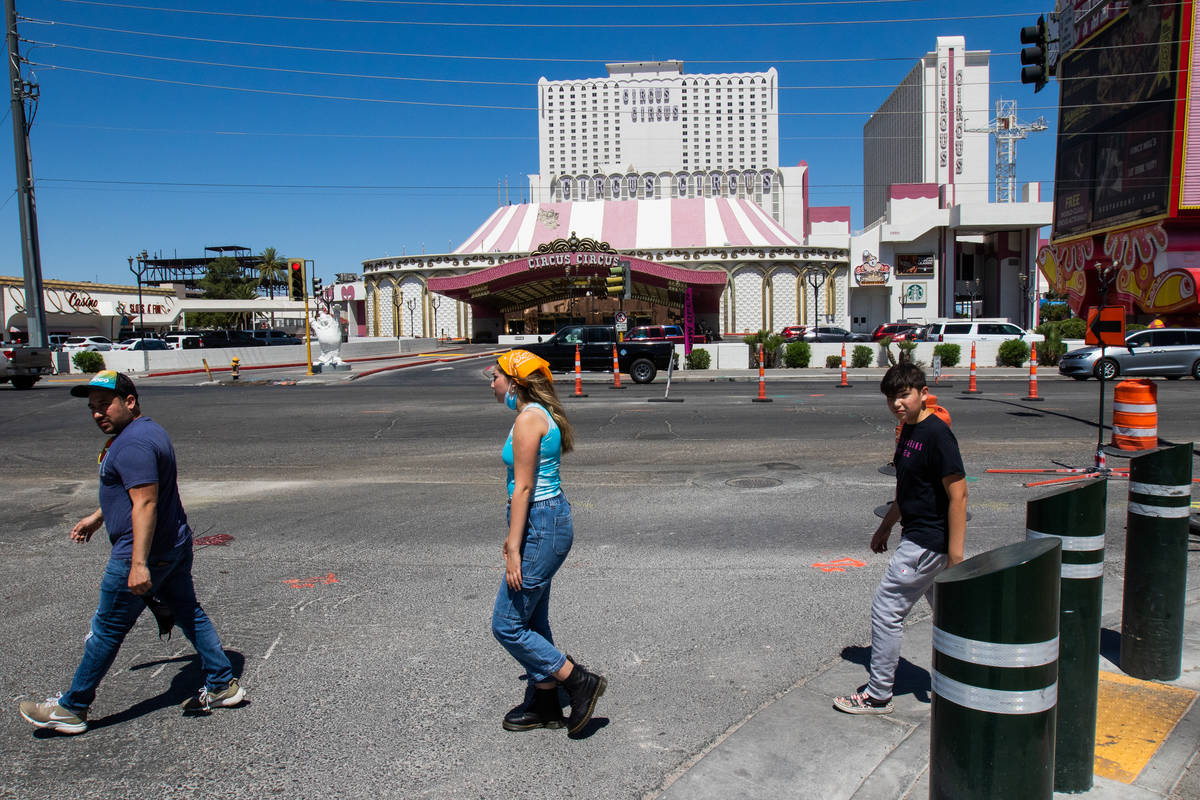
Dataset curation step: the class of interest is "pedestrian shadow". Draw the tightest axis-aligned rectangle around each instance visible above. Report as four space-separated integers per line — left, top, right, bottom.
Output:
81 649 246 732
840 645 932 703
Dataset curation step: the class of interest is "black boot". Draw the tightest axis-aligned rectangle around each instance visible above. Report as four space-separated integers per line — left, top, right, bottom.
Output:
502 686 565 732
561 661 607 735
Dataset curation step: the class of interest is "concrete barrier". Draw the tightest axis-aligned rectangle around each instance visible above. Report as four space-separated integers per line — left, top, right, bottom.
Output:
88 337 434 374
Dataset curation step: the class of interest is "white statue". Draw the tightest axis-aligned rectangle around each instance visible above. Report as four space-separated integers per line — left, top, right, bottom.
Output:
311 306 344 366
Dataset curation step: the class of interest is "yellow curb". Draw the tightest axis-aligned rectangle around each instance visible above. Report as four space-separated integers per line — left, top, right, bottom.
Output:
1094 670 1197 783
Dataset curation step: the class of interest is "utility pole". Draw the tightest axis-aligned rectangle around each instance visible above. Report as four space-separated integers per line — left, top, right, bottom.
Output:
6 0 48 348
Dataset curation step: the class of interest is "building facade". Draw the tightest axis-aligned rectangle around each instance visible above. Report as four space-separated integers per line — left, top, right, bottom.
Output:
852 36 1051 330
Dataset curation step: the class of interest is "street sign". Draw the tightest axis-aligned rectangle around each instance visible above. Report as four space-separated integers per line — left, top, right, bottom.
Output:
1085 306 1125 347
614 311 627 324
615 320 627 332
932 354 942 383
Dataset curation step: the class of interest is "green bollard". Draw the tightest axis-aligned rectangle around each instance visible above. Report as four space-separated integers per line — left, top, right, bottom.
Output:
930 538 1061 800
1027 479 1106 794
1121 442 1194 680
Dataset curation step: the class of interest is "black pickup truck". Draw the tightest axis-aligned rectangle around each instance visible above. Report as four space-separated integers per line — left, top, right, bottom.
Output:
522 324 674 384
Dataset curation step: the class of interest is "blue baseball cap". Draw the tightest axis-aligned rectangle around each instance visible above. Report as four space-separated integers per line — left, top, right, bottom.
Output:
70 370 138 398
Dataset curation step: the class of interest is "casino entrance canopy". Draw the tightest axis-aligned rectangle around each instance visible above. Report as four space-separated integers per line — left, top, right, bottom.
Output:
427 234 728 315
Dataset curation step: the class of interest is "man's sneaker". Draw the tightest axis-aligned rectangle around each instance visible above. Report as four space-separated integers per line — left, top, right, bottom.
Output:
19 694 88 735
833 690 893 715
181 679 245 712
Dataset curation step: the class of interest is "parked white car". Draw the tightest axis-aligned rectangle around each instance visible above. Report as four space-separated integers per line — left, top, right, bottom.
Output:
114 338 171 351
924 320 1044 344
61 336 113 352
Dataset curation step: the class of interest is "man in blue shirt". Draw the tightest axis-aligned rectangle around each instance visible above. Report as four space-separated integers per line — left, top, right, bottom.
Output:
19 371 244 734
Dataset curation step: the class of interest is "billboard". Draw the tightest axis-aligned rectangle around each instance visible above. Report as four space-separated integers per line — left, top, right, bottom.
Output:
1053 4 1182 240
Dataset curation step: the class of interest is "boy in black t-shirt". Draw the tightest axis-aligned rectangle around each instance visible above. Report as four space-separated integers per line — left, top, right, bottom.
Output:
834 363 967 715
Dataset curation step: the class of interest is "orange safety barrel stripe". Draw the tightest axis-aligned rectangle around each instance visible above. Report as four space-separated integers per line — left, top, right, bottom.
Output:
1111 379 1158 451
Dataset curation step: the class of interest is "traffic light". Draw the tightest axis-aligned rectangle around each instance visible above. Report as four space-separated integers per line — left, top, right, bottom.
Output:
1020 15 1049 92
311 275 323 299
606 260 630 299
288 259 305 301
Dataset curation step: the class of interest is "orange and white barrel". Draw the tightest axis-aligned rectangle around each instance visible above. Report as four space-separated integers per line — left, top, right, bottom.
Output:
1111 379 1158 451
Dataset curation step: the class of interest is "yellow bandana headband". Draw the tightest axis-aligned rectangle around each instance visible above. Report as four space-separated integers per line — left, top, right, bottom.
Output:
496 350 552 385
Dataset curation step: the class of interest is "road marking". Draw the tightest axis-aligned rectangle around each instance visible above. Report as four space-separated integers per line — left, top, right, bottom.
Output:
263 633 283 661
194 533 233 547
811 557 866 572
282 572 338 589
1093 670 1197 783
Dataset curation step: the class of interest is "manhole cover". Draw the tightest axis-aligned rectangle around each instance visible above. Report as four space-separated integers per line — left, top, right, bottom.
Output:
726 477 782 489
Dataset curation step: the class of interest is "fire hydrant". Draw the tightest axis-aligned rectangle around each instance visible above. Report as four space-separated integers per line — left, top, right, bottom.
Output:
230 356 240 381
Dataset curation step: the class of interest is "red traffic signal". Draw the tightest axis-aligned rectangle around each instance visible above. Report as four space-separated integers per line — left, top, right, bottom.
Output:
288 259 305 301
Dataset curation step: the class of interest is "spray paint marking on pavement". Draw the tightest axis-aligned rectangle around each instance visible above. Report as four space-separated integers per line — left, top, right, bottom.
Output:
811 557 867 572
1093 670 1197 783
282 572 338 589
194 533 234 547
263 633 284 661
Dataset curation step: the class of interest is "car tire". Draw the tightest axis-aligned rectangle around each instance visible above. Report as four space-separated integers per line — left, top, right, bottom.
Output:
11 376 35 390
1095 358 1119 381
1192 359 1200 380
629 358 656 384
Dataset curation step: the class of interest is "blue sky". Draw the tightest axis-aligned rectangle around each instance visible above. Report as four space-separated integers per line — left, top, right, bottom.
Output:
1 0 1057 285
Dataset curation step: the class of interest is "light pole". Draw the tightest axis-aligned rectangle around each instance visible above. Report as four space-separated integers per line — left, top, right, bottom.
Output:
406 297 417 338
430 295 442 340
391 291 400 338
804 267 826 327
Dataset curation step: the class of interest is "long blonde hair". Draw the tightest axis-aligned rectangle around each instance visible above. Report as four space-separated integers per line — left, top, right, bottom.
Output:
512 371 575 454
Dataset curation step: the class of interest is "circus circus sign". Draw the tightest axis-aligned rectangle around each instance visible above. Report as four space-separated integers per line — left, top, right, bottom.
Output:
854 252 893 286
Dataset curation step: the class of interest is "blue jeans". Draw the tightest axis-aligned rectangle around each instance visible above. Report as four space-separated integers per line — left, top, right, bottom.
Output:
492 493 574 684
59 543 235 713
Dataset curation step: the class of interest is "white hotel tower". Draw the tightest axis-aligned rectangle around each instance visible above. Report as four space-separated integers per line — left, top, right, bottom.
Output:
527 61 808 236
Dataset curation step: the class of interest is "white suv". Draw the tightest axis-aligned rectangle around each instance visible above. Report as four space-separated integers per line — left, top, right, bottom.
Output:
925 320 1044 344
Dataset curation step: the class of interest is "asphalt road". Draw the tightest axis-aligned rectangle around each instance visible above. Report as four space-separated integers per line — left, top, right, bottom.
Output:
2 364 1198 799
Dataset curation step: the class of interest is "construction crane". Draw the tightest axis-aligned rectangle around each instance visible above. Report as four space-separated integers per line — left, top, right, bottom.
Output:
969 99 1047 203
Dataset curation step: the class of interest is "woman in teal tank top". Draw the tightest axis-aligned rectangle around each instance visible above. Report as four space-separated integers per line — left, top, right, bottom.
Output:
489 349 607 737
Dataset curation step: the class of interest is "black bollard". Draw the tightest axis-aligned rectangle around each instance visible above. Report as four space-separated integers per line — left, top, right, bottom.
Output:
1121 442 1194 680
1026 479 1106 793
930 538 1061 800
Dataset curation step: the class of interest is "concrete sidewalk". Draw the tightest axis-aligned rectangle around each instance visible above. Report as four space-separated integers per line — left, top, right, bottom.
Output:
655 556 1200 800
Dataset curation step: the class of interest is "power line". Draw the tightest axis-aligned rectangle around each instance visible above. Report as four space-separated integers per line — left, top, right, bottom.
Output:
36 61 1176 119
47 0 1042 29
23 40 1027 91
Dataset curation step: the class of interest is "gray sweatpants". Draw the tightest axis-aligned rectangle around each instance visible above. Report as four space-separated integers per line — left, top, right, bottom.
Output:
867 538 948 701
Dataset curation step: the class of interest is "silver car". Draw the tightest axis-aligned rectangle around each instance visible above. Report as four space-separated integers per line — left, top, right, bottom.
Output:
1057 327 1200 380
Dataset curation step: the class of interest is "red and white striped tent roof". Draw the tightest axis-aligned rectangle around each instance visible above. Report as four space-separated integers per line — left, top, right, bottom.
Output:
455 198 802 255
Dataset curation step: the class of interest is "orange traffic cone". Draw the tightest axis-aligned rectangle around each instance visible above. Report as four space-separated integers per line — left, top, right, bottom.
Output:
570 344 588 398
837 342 851 388
609 343 625 390
963 340 982 394
752 342 772 403
1022 342 1043 401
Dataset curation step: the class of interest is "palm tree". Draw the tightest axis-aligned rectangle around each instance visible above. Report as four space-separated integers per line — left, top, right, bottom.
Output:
257 247 287 299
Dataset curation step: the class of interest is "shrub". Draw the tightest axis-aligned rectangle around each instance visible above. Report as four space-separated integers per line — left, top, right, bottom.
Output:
932 343 960 368
997 339 1031 367
826 354 842 368
685 348 710 370
783 341 811 368
743 329 785 367
851 344 873 368
1038 326 1066 367
879 335 896 366
897 340 920 365
72 350 105 373
1057 317 1086 340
